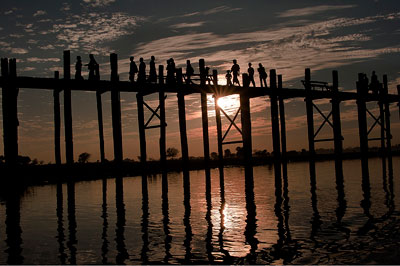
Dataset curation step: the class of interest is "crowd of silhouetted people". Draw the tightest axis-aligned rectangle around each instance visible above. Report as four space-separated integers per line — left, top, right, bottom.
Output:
73 54 273 87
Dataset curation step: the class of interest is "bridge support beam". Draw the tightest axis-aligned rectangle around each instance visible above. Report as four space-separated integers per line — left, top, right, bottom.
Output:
96 90 105 163
383 75 393 176
278 75 287 177
63 50 74 164
270 69 281 179
240 74 252 167
53 71 61 165
356 73 369 177
200 59 210 165
177 68 189 168
110 53 123 163
136 93 146 165
1 58 19 165
331 70 343 178
305 68 316 177
158 65 166 167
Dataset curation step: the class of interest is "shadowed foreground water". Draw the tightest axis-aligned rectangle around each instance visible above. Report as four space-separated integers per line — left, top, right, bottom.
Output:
0 157 399 264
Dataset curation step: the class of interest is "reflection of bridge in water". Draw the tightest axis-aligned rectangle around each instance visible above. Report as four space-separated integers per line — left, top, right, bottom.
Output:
1 50 400 263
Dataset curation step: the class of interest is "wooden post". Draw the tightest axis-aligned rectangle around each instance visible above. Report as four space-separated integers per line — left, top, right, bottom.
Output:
331 70 343 177
397 85 400 119
214 94 223 164
200 60 210 165
356 73 369 177
270 70 281 178
110 53 123 163
1 58 9 164
136 93 146 165
159 65 166 166
177 68 189 166
305 68 315 176
54 71 61 165
63 51 74 164
379 83 386 175
278 75 287 176
383 75 393 176
240 74 252 166
96 90 105 163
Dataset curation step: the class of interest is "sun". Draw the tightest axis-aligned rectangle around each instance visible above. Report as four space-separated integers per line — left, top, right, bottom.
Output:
216 95 240 111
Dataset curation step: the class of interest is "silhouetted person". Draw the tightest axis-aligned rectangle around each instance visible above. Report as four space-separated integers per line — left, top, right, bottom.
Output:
185 60 194 84
75 56 83 80
86 54 98 80
138 57 146 83
248 62 256 87
226 70 232 86
205 66 211 84
129 56 138 82
231 59 240 86
166 58 175 84
370 71 379 95
258 63 268 87
148 55 157 83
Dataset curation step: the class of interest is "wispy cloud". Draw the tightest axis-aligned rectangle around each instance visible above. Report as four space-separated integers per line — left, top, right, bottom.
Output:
170 21 206 29
82 0 116 8
33 10 47 17
27 57 61 63
277 4 357 18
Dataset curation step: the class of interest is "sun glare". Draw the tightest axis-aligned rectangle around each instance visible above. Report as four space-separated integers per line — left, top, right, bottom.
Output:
217 94 240 112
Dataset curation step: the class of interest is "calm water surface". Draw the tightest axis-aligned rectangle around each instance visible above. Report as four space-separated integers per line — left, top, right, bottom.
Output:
0 157 399 264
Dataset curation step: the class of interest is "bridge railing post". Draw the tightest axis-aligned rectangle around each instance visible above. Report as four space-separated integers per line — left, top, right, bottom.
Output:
110 53 123 163
63 50 74 164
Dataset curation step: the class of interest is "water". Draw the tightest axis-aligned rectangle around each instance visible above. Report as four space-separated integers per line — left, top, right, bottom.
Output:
0 157 399 264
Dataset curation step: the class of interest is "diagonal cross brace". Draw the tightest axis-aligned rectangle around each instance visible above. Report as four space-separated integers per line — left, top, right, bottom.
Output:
220 106 242 142
313 103 334 139
366 108 385 136
143 95 167 128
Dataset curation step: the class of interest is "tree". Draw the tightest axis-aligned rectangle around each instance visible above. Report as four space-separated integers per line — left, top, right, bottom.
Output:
166 147 179 159
78 152 91 163
224 148 232 158
236 146 244 158
210 152 218 160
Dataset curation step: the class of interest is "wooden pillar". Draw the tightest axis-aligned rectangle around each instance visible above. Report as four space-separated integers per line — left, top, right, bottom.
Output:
136 93 146 165
278 75 287 176
397 85 400 118
54 71 61 165
356 73 369 177
240 74 252 166
331 70 343 177
63 51 74 164
305 68 315 176
1 58 18 165
214 95 223 164
96 90 105 163
383 75 393 176
159 65 166 165
110 53 123 163
177 68 189 166
270 70 281 177
200 59 210 164
379 84 386 175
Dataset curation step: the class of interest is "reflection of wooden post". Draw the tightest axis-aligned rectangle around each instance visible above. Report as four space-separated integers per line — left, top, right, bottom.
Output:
305 68 315 176
96 90 105 163
278 75 287 176
331 70 343 177
270 70 281 177
177 68 189 166
159 65 166 166
356 73 369 177
136 93 146 165
383 75 393 176
110 53 123 163
241 74 252 167
54 71 61 165
64 51 74 164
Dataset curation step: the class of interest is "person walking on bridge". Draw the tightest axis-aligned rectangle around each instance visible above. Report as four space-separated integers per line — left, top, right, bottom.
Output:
148 55 157 83
85 54 98 80
231 59 240 86
258 63 268 87
129 56 138 82
248 62 256 87
138 57 146 83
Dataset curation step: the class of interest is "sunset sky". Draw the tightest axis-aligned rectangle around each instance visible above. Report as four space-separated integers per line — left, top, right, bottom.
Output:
0 0 400 163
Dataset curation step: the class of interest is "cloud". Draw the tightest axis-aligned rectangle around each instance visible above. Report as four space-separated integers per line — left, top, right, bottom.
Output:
33 10 47 17
277 5 357 18
170 21 206 29
52 12 144 54
27 57 61 63
60 2 71 11
82 0 116 7
203 6 243 15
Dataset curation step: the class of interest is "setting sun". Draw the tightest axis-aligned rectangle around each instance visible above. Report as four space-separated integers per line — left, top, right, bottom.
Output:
217 95 241 112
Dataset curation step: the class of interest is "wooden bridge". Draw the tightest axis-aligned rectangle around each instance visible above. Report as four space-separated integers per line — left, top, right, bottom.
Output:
1 51 400 179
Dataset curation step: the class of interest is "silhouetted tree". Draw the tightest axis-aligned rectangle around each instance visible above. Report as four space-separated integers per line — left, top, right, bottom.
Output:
166 147 179 159
78 152 91 163
224 149 232 158
236 146 244 158
210 152 218 160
